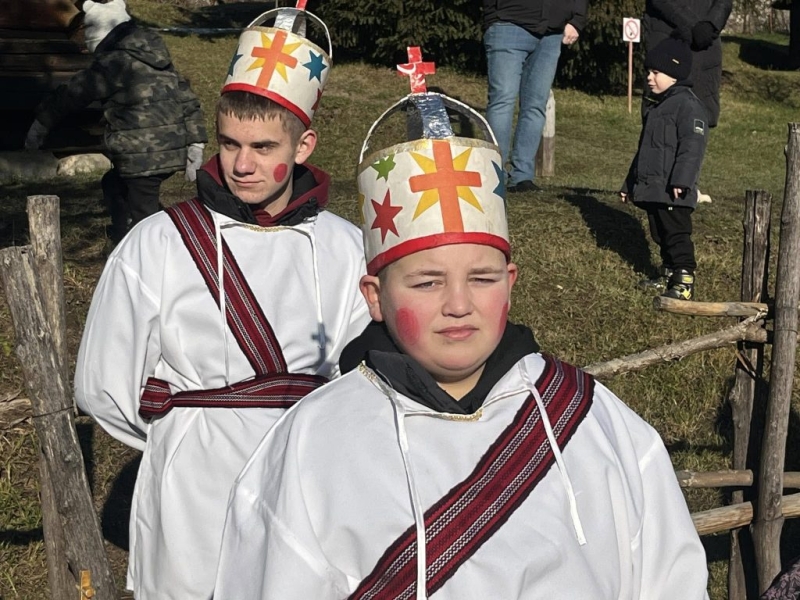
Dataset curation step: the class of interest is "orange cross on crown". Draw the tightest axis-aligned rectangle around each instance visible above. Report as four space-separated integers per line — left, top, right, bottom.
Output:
409 140 484 233
397 46 436 93
248 31 301 88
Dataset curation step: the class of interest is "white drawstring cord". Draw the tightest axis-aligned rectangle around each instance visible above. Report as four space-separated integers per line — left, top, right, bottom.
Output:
306 229 326 356
212 212 231 385
391 397 428 600
522 365 587 546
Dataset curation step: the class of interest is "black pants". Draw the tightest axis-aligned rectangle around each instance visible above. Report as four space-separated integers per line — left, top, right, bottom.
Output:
102 168 171 243
644 204 696 273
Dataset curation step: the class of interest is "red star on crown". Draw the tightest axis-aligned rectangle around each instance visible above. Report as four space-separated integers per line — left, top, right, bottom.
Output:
371 190 403 243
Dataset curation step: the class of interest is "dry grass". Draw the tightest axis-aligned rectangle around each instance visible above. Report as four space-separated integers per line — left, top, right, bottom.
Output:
1 4 800 596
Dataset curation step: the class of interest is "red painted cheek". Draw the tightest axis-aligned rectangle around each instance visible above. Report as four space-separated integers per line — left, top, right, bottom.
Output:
498 302 510 336
395 308 420 347
273 163 288 183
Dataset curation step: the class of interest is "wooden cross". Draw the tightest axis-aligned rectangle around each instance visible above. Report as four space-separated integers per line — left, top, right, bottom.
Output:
397 46 436 93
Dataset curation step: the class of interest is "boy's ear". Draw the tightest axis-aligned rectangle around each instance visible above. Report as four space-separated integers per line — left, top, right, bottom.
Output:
507 262 519 289
293 129 317 166
506 262 519 308
359 275 384 322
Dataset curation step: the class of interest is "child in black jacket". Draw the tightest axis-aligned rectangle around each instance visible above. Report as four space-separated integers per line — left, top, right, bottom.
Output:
621 36 708 300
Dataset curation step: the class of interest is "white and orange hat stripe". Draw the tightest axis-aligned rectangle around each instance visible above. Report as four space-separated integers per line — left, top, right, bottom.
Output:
357 48 509 276
222 0 332 127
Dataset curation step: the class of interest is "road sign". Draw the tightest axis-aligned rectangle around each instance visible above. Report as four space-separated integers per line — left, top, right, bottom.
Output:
622 18 641 43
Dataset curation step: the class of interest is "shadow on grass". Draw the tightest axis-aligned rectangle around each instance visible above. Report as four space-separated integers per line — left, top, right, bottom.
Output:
78 420 137 551
725 35 796 71
100 456 139 552
0 527 43 545
561 191 656 276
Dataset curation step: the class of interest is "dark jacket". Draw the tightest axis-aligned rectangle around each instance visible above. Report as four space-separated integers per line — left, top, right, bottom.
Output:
623 83 709 209
644 0 733 126
483 0 588 35
36 21 207 178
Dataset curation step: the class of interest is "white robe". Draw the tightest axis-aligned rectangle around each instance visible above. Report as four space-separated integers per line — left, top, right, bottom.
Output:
74 206 370 599
214 354 709 600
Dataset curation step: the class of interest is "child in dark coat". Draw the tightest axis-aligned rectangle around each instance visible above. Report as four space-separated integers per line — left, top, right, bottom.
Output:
621 36 708 300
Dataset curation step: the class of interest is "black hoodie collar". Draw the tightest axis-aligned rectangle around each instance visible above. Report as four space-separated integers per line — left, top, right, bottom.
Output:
195 155 329 227
340 321 540 415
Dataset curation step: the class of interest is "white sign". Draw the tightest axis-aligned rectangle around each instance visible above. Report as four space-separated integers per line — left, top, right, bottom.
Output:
622 17 641 43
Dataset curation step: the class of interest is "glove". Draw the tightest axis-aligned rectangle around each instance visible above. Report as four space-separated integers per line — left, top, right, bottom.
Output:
185 143 205 182
691 21 717 51
24 119 48 151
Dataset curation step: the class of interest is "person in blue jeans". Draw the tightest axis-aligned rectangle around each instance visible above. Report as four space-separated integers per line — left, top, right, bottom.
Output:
483 0 587 193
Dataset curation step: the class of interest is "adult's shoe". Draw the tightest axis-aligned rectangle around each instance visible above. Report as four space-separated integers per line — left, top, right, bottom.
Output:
508 180 542 193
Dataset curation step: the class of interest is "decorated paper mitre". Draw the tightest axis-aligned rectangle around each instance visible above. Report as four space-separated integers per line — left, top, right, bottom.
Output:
222 0 332 127
357 47 509 275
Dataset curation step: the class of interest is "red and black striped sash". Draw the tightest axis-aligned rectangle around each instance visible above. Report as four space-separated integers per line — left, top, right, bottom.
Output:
349 355 594 600
138 199 326 418
139 372 327 417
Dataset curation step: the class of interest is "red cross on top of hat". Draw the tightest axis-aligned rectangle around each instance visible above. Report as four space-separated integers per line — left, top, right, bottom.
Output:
397 46 436 93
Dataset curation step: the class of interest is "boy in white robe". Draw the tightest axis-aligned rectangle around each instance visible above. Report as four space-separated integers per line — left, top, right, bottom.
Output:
213 47 710 600
74 4 370 599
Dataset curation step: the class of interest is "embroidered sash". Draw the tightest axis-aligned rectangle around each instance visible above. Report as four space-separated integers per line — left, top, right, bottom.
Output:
349 355 594 600
138 199 327 418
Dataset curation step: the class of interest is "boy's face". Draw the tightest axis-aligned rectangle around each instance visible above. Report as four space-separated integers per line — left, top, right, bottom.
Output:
361 244 518 394
217 112 316 213
647 69 677 95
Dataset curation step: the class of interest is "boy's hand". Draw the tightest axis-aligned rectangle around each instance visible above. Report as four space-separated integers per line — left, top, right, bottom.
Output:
620 192 628 203
672 187 686 200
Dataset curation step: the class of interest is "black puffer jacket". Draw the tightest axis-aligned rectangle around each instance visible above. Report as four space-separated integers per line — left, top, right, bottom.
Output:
483 0 588 35
36 21 207 177
623 83 709 209
644 0 733 127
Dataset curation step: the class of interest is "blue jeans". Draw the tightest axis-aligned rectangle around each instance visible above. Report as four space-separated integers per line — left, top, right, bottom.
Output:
484 23 562 186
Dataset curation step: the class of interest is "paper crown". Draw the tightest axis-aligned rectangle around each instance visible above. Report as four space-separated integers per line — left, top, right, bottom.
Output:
357 47 509 276
222 0 332 127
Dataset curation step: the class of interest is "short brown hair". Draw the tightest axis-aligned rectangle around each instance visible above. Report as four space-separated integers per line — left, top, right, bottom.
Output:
216 91 307 144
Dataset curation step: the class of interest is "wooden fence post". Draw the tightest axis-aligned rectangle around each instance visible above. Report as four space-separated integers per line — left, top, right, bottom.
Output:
535 89 555 178
0 196 117 599
753 124 800 592
728 189 771 600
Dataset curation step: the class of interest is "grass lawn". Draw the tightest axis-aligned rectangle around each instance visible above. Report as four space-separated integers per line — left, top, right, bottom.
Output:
1 3 800 598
